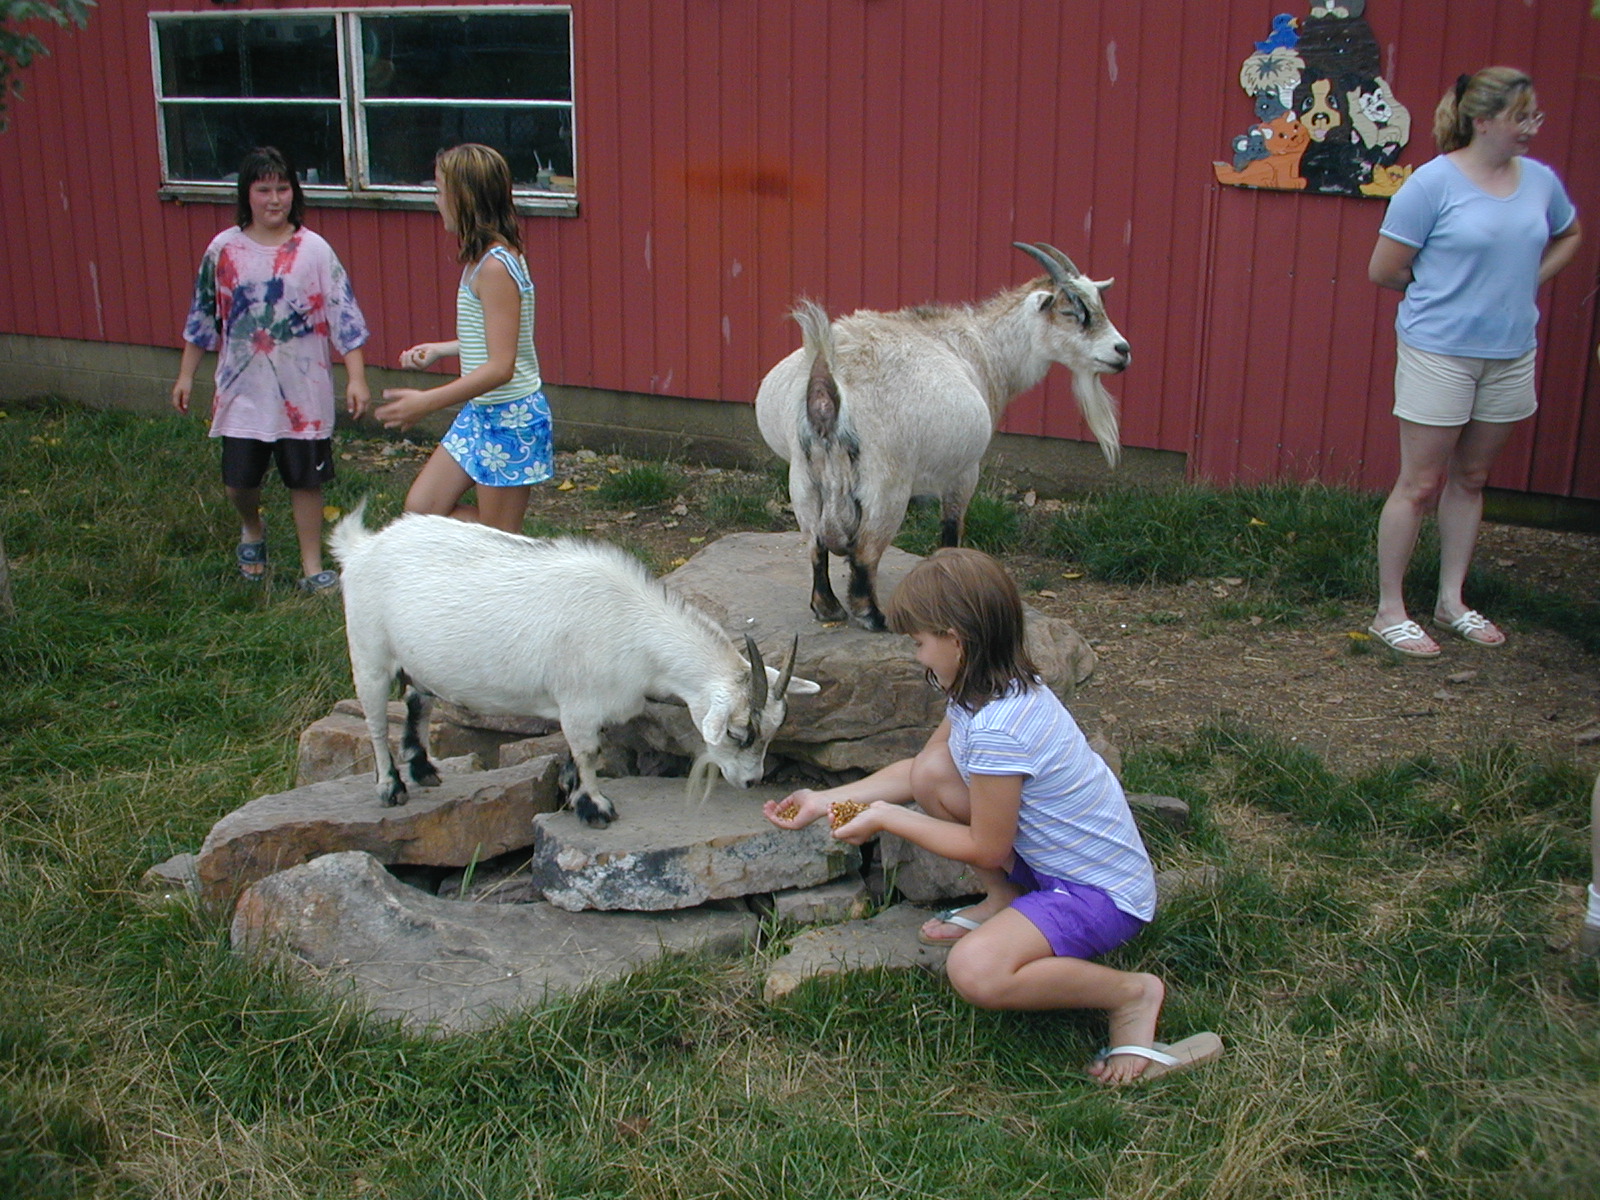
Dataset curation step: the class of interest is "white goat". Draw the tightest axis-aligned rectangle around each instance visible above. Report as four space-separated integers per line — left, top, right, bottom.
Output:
330 506 819 826
755 242 1130 631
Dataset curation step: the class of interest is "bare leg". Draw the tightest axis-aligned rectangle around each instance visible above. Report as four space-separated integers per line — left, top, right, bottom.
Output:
404 446 479 522
225 485 267 578
1373 419 1460 654
910 738 1019 937
946 909 1166 1085
288 486 326 577
1582 770 1600 956
475 484 532 534
1432 418 1518 643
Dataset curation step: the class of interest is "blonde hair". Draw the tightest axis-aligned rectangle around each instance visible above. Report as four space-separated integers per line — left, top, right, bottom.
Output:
884 548 1038 711
435 143 524 264
1433 66 1535 153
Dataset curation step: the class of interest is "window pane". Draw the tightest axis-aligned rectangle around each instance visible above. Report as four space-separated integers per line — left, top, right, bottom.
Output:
157 17 338 99
163 104 346 186
362 13 571 101
365 106 574 191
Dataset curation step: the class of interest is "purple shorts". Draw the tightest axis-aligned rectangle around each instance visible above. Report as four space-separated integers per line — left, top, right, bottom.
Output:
1006 858 1147 960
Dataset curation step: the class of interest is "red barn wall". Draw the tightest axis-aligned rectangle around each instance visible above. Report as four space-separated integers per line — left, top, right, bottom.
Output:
2 1 1597 498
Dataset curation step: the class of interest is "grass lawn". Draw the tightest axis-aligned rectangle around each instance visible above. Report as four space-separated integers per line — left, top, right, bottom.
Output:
1 400 1596 1200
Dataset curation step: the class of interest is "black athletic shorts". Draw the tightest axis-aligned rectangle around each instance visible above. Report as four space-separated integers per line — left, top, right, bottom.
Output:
220 436 336 491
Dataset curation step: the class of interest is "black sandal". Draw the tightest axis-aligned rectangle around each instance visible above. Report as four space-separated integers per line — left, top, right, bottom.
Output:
236 538 267 582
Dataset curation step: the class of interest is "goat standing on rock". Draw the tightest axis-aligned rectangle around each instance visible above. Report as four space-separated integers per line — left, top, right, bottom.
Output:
755 242 1130 631
330 505 819 826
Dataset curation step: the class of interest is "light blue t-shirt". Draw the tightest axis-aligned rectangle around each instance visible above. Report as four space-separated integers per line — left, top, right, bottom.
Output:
1379 155 1576 359
947 683 1156 922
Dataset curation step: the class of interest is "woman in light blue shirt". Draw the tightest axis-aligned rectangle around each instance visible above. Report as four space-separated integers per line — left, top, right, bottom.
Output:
1366 67 1580 658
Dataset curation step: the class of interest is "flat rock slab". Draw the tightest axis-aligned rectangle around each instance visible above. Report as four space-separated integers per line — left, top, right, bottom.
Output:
198 756 561 914
764 903 948 1001
529 777 860 912
297 701 521 786
232 851 757 1034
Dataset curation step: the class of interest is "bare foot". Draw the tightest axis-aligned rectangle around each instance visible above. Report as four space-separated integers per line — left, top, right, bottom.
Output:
1086 972 1165 1086
918 887 1020 945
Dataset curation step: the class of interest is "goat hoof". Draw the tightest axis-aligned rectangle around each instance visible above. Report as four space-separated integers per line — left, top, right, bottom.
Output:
409 760 441 787
851 612 888 633
379 786 408 807
573 794 616 828
811 599 848 624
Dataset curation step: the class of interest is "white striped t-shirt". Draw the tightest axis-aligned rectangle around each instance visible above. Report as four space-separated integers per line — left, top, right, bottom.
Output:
947 683 1156 922
457 245 543 405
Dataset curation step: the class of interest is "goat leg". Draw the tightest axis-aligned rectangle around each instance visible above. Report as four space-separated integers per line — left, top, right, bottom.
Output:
562 728 619 828
357 672 408 807
400 683 441 788
845 550 887 632
809 538 848 623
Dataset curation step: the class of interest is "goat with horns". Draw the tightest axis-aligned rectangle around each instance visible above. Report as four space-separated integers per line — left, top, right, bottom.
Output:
755 242 1129 632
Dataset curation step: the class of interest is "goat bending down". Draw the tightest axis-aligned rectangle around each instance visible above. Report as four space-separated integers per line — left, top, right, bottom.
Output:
755 242 1129 631
330 507 819 826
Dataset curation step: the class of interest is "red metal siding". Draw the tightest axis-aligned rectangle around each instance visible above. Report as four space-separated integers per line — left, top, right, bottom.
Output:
2 1 1597 498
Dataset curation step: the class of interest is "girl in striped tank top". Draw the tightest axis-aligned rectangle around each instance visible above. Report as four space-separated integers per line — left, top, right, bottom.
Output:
765 549 1222 1085
377 144 553 533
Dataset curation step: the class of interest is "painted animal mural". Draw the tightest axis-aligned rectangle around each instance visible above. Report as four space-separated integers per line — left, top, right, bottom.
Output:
1212 1 1412 198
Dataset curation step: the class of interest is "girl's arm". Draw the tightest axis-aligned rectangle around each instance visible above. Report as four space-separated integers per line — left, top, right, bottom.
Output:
342 347 370 420
1538 219 1583 285
378 255 520 430
1368 235 1418 292
171 341 206 415
763 719 953 829
833 773 1022 872
399 340 461 370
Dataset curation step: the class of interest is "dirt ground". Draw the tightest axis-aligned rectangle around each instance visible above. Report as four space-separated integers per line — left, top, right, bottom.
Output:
364 442 1600 777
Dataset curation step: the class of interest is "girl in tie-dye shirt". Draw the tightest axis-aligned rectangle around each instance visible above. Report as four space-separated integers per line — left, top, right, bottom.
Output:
173 147 369 592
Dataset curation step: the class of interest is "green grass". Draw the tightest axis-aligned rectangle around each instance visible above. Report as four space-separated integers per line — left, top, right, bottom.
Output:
593 463 686 508
1 400 1597 1199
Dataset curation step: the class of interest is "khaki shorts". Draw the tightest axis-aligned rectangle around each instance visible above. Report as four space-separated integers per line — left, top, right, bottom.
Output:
1393 341 1537 427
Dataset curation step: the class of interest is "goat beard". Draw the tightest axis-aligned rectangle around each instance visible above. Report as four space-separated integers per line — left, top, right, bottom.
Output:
684 754 724 805
1071 368 1122 468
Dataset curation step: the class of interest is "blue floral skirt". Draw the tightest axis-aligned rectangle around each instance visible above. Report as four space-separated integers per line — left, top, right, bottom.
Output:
441 391 554 488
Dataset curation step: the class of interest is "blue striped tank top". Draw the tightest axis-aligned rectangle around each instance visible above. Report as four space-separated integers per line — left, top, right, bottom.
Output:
458 245 542 405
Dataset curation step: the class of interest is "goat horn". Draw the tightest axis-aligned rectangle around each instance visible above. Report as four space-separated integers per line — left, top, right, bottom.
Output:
1012 241 1081 287
745 634 769 713
774 634 799 699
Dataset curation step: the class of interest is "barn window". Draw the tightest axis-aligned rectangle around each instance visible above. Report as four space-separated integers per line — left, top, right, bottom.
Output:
150 6 576 215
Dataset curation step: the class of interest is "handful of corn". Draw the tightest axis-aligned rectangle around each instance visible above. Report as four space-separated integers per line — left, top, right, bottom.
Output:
828 799 868 829
774 799 800 820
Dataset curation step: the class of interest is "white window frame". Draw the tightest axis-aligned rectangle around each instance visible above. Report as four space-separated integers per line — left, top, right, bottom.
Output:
150 5 577 216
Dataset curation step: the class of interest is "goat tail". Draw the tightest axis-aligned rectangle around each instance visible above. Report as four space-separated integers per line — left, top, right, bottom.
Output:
790 299 861 550
327 496 375 566
1070 369 1123 468
684 754 723 807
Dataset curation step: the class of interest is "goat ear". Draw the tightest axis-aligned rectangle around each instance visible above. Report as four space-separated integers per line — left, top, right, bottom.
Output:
1031 290 1056 313
782 673 821 696
699 695 734 745
1094 277 1115 293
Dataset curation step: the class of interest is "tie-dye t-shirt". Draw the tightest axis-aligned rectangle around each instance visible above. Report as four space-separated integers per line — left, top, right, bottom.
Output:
182 227 369 441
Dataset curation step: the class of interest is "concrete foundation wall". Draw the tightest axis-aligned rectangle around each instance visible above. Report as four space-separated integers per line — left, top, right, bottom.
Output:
0 333 1185 497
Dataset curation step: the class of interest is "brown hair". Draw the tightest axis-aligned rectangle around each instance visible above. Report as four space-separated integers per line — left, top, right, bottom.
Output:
1433 66 1536 153
235 146 305 231
435 143 524 263
885 548 1038 711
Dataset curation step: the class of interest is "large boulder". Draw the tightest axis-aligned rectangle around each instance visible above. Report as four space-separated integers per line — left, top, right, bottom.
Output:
296 699 536 786
635 532 1096 775
197 756 561 913
528 777 860 911
232 851 757 1034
